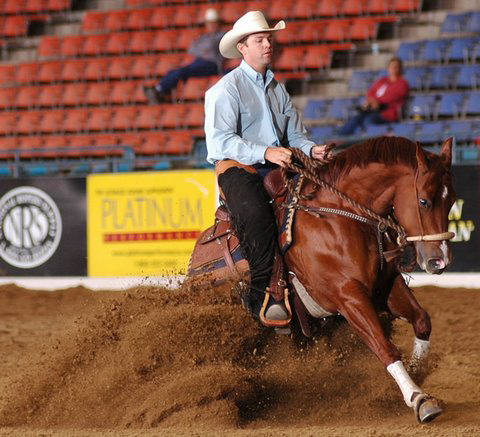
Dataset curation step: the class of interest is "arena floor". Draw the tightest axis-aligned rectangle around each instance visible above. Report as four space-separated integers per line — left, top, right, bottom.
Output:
0 282 478 436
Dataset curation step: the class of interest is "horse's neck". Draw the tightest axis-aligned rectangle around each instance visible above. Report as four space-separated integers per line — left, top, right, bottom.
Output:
334 162 412 215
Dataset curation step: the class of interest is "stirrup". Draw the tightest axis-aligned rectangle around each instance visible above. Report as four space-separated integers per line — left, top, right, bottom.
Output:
259 288 292 328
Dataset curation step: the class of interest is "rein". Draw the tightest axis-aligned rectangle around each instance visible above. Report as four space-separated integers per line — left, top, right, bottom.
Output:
281 148 454 251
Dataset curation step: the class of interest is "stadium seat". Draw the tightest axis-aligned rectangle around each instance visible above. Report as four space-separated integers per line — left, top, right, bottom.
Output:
403 67 429 90
42 135 68 157
64 109 89 133
17 63 40 85
274 47 306 71
367 0 391 15
304 99 331 120
16 86 41 108
112 107 138 130
247 0 271 15
0 113 18 135
47 0 70 12
0 65 17 86
317 0 342 16
3 16 29 38
325 20 351 41
132 81 149 104
467 12 480 33
303 45 332 70
18 136 45 153
221 2 248 23
364 123 391 137
117 132 143 150
396 41 422 62
392 122 418 138
166 130 198 155
456 65 480 89
38 61 63 83
131 55 158 78
62 60 87 81
329 97 358 120
152 29 177 52
422 39 450 63
93 133 120 148
437 92 465 118
108 57 133 79
184 103 205 128
85 82 112 105
38 36 62 58
154 54 184 76
62 83 88 106
299 22 325 44
105 9 130 32
291 0 317 19
84 59 110 80
150 7 176 29
83 34 109 56
417 121 445 143
342 0 368 16
174 5 201 27
445 120 474 142
180 77 211 101
309 125 336 143
39 109 65 133
87 108 114 131
126 9 153 30
427 65 457 89
393 0 421 13
61 35 85 57
350 18 378 41
83 11 107 32
269 0 293 20
110 81 137 104
160 104 189 128
406 94 436 119
38 84 64 107
177 28 203 51
441 12 470 33
464 92 480 116
66 135 96 157
0 88 17 109
4 0 24 14
446 38 477 63
17 111 42 134
137 105 164 129
130 31 156 54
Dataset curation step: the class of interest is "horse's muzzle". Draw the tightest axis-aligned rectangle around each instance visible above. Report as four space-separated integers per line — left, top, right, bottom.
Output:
427 258 447 274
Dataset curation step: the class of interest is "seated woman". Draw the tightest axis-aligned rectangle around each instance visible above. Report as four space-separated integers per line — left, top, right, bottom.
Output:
339 57 409 136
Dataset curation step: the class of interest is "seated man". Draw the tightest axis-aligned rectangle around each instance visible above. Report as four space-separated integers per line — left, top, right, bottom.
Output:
143 8 225 103
339 57 409 136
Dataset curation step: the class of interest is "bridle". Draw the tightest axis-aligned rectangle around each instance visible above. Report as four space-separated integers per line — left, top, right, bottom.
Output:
281 147 454 250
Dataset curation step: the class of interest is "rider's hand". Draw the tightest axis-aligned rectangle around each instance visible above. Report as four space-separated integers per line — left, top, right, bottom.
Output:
265 147 292 168
311 144 332 161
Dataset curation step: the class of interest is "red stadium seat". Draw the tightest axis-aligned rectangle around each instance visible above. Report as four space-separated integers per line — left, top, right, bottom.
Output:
160 104 189 128
291 0 318 19
367 0 391 14
42 135 68 158
184 103 204 128
66 135 96 157
4 0 24 14
17 111 42 134
274 47 306 71
393 0 421 12
38 84 64 107
130 31 156 54
180 77 210 101
61 35 85 57
62 59 87 81
303 45 331 69
126 9 153 30
83 34 109 56
62 83 88 106
105 31 132 54
105 10 130 32
247 0 271 13
0 113 18 135
317 0 342 17
83 11 107 32
25 0 47 13
152 29 177 52
112 107 138 131
137 105 164 130
18 136 45 154
164 130 195 155
84 58 110 80
269 0 293 20
221 2 249 23
16 86 41 108
17 63 40 85
325 20 351 41
173 5 201 27
351 18 378 40
301 21 325 43
0 65 17 86
85 82 112 105
117 132 143 150
38 36 62 58
177 28 203 51
110 81 137 104
0 88 16 109
131 55 158 78
150 7 176 29
137 131 168 155
46 0 70 12
3 16 29 38
342 0 368 16
38 61 63 83
108 57 133 80
39 109 65 133
64 109 89 133
154 53 183 76
87 108 114 132
93 133 120 147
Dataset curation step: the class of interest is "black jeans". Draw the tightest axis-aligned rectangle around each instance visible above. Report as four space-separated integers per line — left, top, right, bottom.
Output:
218 166 277 312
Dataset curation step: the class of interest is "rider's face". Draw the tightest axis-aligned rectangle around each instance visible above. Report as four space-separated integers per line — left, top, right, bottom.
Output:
237 32 273 72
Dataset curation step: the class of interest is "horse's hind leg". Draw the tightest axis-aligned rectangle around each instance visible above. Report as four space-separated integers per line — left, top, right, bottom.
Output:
387 274 431 376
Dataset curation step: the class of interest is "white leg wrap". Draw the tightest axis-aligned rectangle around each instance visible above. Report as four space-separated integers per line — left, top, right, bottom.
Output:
412 337 430 364
387 360 422 408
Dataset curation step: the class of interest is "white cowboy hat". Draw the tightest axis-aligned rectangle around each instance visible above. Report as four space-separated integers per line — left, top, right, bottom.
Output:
219 11 285 59
204 8 219 23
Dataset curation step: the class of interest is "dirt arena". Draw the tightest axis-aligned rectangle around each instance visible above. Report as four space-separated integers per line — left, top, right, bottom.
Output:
0 281 478 437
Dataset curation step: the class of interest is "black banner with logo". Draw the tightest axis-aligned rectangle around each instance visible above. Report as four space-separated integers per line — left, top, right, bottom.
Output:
0 179 86 276
448 166 479 272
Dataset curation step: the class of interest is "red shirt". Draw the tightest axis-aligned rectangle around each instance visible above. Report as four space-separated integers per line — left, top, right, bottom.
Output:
367 76 409 122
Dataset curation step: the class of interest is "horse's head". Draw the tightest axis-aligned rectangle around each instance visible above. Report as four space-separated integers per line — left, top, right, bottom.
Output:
393 138 456 274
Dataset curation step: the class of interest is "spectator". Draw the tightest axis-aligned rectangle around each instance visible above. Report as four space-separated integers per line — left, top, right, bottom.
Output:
143 8 225 103
339 57 409 136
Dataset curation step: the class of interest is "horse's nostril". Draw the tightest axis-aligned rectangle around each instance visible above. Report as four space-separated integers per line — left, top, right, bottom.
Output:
428 258 446 271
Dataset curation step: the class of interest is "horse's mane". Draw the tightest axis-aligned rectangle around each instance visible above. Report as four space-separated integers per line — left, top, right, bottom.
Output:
320 136 419 184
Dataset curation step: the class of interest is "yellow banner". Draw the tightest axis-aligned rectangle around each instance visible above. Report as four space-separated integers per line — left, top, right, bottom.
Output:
87 170 215 276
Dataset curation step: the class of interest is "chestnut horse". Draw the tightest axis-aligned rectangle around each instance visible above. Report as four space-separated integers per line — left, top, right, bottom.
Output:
189 136 455 423
282 136 455 423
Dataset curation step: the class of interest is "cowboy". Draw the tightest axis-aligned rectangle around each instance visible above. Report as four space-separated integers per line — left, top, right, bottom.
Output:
204 11 330 327
143 8 225 103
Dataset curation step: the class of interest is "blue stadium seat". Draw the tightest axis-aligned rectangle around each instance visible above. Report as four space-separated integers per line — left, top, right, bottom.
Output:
467 12 480 33
422 39 450 63
437 92 465 118
348 70 374 92
364 124 391 137
406 94 436 120
304 99 331 120
445 120 475 142
392 122 418 139
427 65 458 89
396 41 422 62
328 98 359 121
456 65 480 89
309 125 336 143
417 121 445 143
465 92 480 115
374 69 387 81
446 38 478 63
441 12 471 33
403 67 429 90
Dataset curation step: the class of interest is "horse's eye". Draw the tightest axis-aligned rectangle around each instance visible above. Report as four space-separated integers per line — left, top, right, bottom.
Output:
419 198 429 208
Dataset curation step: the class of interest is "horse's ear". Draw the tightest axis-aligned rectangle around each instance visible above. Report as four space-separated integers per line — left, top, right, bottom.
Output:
440 137 453 168
415 142 428 173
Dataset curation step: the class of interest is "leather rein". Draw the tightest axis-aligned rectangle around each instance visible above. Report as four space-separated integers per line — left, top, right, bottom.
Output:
280 148 454 266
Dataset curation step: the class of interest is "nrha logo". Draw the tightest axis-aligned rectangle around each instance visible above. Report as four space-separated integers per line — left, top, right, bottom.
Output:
0 187 62 268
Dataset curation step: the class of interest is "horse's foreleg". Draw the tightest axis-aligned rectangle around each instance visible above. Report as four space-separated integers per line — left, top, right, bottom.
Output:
387 274 432 376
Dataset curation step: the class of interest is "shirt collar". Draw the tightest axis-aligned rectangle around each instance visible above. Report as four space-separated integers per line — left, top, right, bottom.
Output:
239 60 274 88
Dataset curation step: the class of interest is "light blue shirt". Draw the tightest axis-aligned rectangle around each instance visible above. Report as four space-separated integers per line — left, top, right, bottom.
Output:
204 60 315 165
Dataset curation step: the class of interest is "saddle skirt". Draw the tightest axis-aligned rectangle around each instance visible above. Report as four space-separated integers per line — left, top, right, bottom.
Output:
187 169 300 283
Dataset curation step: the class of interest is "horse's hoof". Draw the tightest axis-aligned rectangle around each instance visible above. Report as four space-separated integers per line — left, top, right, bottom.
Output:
413 394 443 423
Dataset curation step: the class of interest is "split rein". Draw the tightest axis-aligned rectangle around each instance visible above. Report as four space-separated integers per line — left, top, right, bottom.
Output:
280 147 454 259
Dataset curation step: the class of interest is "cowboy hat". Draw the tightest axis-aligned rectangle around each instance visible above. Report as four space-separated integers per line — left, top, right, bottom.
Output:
219 11 285 59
